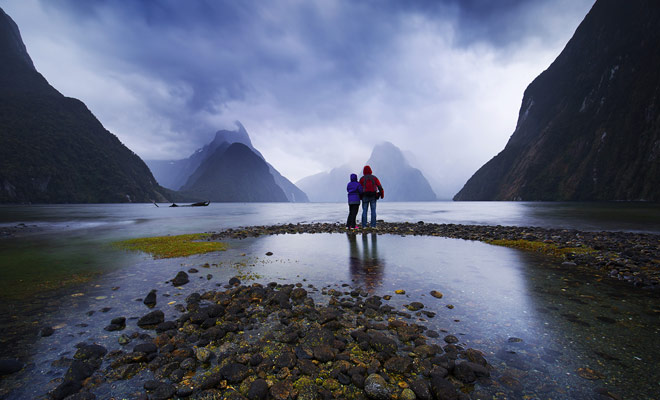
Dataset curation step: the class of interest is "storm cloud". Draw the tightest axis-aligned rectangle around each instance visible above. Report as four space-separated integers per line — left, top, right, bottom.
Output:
1 0 595 198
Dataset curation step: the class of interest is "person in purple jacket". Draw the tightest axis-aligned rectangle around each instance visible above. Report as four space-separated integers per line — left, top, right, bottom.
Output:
346 173 363 229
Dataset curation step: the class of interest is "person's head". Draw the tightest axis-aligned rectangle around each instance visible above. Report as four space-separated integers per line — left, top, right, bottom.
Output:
363 165 372 175
350 173 358 182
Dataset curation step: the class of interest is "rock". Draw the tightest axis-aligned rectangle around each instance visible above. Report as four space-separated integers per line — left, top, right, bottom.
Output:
429 375 459 400
443 335 459 344
220 362 249 383
149 382 176 400
156 321 177 333
430 290 443 299
40 326 55 337
453 361 489 383
269 381 294 400
228 277 241 286
49 379 82 400
73 344 107 360
266 252 273 256
62 393 96 400
395 290 406 295
118 334 131 345
137 310 164 328
248 378 269 400
188 268 199 273
133 343 158 354
406 302 424 311
364 373 391 399
313 345 335 363
400 388 416 400
369 333 398 355
384 356 412 374
195 347 212 363
143 290 157 307
171 271 189 286
410 379 432 400
0 359 23 375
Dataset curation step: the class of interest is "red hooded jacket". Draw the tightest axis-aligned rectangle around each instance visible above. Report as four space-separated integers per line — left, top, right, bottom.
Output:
359 165 384 199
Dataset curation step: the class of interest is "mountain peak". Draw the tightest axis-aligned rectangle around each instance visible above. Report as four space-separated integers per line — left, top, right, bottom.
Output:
0 7 35 71
368 141 408 168
212 120 252 148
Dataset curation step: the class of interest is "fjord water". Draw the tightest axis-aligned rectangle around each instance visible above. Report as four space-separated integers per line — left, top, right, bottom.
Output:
0 202 659 399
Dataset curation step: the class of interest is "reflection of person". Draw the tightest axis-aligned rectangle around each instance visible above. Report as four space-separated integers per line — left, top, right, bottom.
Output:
346 173 363 229
347 232 384 292
359 165 384 229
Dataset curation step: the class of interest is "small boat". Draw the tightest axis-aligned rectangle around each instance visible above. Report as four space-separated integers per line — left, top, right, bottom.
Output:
169 201 210 207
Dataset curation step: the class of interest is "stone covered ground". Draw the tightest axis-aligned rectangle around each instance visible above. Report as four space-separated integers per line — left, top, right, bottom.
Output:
46 278 489 400
210 222 660 290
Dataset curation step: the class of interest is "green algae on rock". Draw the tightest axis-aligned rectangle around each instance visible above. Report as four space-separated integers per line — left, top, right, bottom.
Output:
113 233 227 259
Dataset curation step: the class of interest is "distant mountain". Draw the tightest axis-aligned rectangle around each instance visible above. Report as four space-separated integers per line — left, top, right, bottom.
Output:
296 142 437 202
0 7 169 203
147 122 308 202
454 0 660 201
179 143 288 202
296 165 353 202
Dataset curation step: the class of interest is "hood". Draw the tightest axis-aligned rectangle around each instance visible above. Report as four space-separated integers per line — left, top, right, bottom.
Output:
363 165 372 175
350 173 358 182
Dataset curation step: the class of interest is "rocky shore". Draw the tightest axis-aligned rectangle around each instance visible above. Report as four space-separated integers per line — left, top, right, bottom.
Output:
46 279 489 400
209 222 660 290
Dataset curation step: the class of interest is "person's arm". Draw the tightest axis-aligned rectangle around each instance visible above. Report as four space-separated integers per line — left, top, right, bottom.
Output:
375 178 384 199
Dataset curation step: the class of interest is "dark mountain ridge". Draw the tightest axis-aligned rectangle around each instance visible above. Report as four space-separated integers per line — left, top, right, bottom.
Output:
0 7 169 203
454 0 660 201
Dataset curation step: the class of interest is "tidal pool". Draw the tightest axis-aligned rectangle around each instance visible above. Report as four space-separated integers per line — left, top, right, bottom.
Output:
1 232 658 399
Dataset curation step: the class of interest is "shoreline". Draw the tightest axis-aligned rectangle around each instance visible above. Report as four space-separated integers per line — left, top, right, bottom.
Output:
209 222 660 290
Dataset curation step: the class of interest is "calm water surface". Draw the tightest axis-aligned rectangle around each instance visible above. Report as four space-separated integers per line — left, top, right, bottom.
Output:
0 202 659 399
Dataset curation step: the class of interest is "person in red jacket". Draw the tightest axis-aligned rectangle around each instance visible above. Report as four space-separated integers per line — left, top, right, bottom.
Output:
359 165 384 228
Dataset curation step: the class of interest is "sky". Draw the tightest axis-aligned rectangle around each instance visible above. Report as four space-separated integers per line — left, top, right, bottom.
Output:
1 0 595 199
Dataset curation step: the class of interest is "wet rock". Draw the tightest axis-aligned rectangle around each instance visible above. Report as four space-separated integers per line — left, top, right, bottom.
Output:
369 333 398 355
118 334 131 345
0 359 23 375
143 290 157 307
40 326 55 337
188 268 199 273
364 373 391 399
266 252 273 256
62 393 96 400
406 302 424 311
220 362 249 383
453 361 489 383
429 375 459 400
171 271 189 286
74 344 107 360
400 388 416 400
195 347 212 363
410 379 432 400
269 380 293 400
313 345 335 362
50 379 82 400
149 382 176 400
384 356 412 374
430 290 443 299
133 343 158 354
443 335 459 344
229 277 241 286
248 378 269 400
137 310 164 328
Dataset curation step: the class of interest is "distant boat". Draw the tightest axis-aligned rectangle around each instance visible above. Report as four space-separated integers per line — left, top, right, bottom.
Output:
169 201 210 207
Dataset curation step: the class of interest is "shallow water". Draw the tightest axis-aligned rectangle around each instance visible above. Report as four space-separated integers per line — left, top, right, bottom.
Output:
1 231 658 399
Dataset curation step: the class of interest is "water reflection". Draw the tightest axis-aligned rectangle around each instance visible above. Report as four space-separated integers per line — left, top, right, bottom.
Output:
347 233 384 292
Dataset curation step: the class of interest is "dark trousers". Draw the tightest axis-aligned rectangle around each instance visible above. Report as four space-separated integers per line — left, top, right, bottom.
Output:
347 203 360 227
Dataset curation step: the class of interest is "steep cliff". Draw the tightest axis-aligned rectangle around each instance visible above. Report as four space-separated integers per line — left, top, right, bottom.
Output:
0 8 168 203
454 0 660 201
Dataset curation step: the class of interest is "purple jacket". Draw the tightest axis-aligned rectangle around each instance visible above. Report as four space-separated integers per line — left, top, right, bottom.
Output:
347 173 363 204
